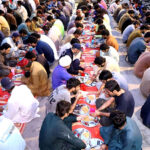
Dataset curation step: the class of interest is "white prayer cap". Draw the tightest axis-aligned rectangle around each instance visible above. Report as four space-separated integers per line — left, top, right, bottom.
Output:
59 55 72 67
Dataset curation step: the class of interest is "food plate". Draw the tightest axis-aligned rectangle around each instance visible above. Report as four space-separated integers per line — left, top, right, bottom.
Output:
86 95 96 105
15 69 22 74
73 104 90 115
81 115 99 127
85 80 97 87
86 138 104 150
12 74 23 82
73 128 91 143
76 73 89 84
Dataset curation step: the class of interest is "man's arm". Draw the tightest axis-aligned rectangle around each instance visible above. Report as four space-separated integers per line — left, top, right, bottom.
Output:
69 92 83 113
57 124 86 149
98 97 115 111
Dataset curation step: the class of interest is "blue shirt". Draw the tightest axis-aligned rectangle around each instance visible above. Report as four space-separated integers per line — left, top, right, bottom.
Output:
127 37 146 64
17 23 31 35
36 40 54 63
114 90 135 117
100 117 142 150
141 94 150 128
52 65 72 90
122 24 135 43
57 15 67 30
112 72 128 91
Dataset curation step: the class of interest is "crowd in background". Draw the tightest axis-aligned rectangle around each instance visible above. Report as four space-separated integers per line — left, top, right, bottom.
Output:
0 0 150 149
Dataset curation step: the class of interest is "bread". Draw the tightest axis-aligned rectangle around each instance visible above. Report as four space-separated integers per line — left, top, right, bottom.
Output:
88 95 94 101
82 106 89 113
86 80 92 84
83 116 94 122
83 132 89 138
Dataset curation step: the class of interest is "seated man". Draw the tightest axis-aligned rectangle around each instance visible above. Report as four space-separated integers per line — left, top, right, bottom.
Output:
30 17 41 32
61 43 84 75
140 68 150 97
118 9 135 31
99 70 128 91
116 7 127 23
109 0 120 14
97 43 119 63
52 55 72 90
1 77 39 123
67 22 83 35
95 80 135 118
17 18 32 35
122 21 140 43
0 43 11 75
53 9 68 30
59 38 80 57
121 17 133 34
127 32 150 64
25 51 50 78
0 10 10 37
48 78 82 113
30 33 58 61
95 18 112 35
100 110 142 150
134 51 150 78
62 29 82 45
141 94 150 128
101 29 119 51
19 58 50 97
94 56 120 77
127 24 149 47
1 32 22 59
39 101 86 150
67 16 83 31
27 36 55 65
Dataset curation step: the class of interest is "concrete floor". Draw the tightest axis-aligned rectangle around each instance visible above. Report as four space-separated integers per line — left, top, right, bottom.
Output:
22 9 150 150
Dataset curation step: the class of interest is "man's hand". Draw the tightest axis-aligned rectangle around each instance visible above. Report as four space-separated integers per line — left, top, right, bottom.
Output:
90 110 100 117
100 144 107 150
77 115 86 121
17 44 23 49
100 83 105 90
76 92 83 100
0 106 4 112
78 70 84 74
91 74 96 81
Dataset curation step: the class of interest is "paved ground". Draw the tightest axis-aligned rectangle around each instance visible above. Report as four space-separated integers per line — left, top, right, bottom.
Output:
22 7 150 150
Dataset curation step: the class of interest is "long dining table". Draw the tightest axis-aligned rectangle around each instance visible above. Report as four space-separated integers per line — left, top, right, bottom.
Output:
72 21 104 149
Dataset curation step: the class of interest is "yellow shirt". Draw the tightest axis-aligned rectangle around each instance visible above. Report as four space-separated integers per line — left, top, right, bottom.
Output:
0 16 10 30
126 29 142 47
118 13 130 30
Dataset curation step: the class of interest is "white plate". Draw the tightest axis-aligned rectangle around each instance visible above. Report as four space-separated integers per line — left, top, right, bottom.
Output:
12 74 23 82
85 95 96 105
86 138 104 150
85 81 97 87
73 128 91 143
73 104 90 115
81 115 99 127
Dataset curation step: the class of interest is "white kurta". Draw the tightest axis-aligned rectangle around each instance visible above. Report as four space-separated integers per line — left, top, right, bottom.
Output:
0 116 26 150
3 85 39 123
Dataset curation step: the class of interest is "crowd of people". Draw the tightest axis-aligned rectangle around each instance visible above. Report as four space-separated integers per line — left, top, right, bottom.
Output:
0 0 150 149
